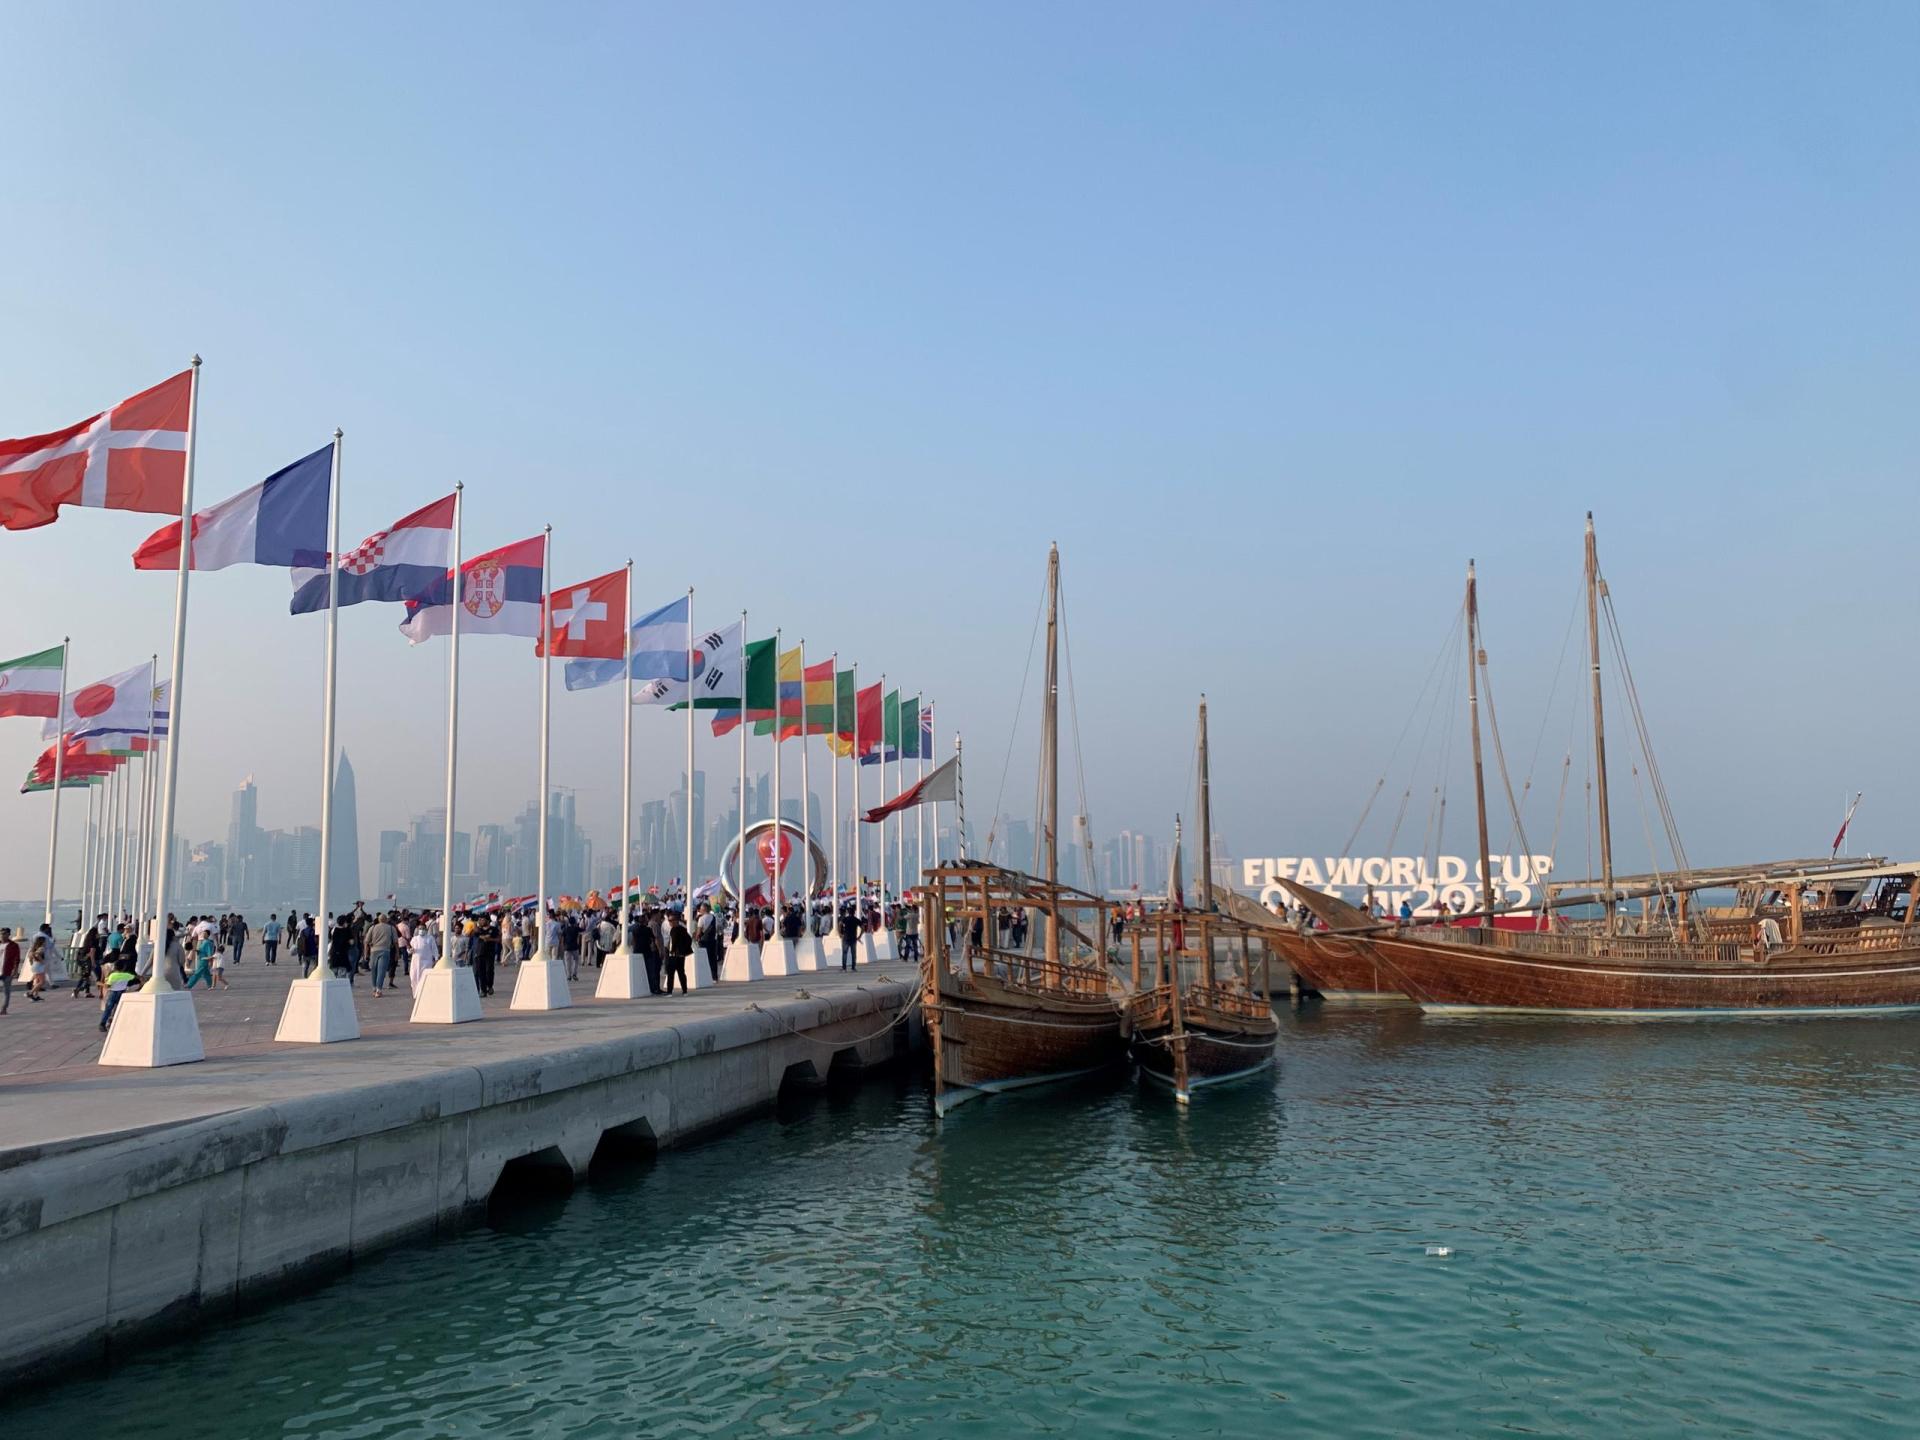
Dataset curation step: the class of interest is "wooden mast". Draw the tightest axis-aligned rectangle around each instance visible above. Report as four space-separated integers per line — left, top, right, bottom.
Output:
1585 513 1617 934
1043 542 1061 968
1465 561 1494 926
1196 695 1213 914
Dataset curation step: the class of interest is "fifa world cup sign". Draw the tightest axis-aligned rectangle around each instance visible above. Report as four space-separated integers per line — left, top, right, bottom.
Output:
1241 853 1554 917
718 818 829 901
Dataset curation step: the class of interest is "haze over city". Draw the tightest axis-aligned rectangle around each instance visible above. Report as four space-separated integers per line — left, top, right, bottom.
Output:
3 4 1917 905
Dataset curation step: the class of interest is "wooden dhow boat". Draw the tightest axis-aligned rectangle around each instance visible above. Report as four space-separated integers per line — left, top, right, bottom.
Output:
1339 517 1920 1016
1123 700 1279 1098
918 544 1126 1112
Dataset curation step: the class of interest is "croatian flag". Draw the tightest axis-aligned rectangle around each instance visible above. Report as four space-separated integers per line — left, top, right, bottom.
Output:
289 493 456 614
133 445 331 572
398 534 546 644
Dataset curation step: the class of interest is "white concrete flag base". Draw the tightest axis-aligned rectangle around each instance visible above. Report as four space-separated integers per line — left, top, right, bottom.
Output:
683 947 713 990
793 934 827 972
871 930 898 962
720 939 762 983
99 988 206 1068
759 937 799 977
411 965 483 1024
595 950 649 999
509 956 573 1011
274 975 361 1044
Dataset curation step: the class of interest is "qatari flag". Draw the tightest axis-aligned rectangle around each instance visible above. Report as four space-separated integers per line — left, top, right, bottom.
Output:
0 371 192 531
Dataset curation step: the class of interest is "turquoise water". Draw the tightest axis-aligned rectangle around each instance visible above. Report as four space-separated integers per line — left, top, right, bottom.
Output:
10 1007 1920 1437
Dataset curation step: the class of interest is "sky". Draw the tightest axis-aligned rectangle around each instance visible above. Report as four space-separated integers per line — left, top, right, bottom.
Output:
2 3 1918 900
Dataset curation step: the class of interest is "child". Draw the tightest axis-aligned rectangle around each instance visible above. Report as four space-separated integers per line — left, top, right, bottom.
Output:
99 959 138 1032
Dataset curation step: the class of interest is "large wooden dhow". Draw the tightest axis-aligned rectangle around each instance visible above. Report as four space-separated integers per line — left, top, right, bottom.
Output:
1350 516 1920 1016
917 543 1126 1113
921 864 1126 1112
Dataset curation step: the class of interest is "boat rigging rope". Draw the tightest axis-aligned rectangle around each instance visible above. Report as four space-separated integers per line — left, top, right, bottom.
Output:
1341 601 1464 858
1601 587 1691 872
1058 584 1099 887
984 572 1048 864
1471 606 1539 872
748 982 921 1047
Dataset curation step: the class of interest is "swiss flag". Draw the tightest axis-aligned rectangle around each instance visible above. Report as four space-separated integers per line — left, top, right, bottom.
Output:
538 567 626 659
0 370 193 531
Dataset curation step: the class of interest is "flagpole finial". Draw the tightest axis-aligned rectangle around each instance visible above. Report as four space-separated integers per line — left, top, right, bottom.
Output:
454 480 464 492
190 354 202 368
333 427 343 441
544 523 551 534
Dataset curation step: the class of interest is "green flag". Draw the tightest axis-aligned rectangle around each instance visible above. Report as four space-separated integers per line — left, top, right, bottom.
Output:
883 689 900 752
743 637 777 717
833 670 856 755
900 696 919 759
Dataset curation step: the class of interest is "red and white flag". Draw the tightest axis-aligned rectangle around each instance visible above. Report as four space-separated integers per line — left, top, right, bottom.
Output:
538 568 626 659
0 371 192 532
860 754 961 823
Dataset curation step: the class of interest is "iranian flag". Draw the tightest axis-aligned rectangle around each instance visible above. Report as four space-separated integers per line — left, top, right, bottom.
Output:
0 643 66 718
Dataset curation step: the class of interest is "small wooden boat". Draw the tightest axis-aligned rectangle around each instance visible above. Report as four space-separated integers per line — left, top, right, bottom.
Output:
917 544 1126 1113
1122 701 1279 1100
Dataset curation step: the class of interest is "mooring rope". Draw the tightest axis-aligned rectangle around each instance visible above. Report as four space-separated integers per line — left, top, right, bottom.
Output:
747 981 921 1047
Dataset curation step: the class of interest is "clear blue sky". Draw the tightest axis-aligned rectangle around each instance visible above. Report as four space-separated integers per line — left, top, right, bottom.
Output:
2 3 1917 896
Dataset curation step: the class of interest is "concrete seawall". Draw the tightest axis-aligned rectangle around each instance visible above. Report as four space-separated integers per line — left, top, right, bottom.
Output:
0 970 918 1390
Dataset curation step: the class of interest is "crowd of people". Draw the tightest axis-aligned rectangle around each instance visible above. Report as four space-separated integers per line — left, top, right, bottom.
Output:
0 889 926 1024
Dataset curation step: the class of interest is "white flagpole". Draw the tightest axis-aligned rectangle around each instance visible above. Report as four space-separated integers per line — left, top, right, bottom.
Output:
315 432 344 938
104 766 120 923
878 673 887 908
535 526 552 957
851 663 862 913
772 628 784 907
829 653 839 906
737 611 748 915
917 700 928 884
799 638 812 902
103 352 202 1072
113 760 128 921
616 561 636 955
138 735 159 924
682 586 696 934
41 638 68 929
437 484 465 968
80 782 96 923
142 356 199 993
135 661 154 922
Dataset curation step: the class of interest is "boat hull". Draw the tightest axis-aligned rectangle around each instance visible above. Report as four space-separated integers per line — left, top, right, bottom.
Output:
1367 929 1920 1015
1268 926 1410 1003
929 970 1126 1113
1130 1025 1277 1095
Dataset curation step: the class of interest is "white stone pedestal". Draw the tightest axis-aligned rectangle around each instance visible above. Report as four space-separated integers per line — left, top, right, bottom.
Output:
411 964 482 1024
595 950 649 999
759 937 799 977
99 988 205 1068
510 956 573 1011
794 934 827 972
721 939 762 983
274 975 361 1044
870 930 898 962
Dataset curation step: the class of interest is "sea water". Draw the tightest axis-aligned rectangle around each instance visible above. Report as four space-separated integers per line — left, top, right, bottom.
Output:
8 1006 1920 1438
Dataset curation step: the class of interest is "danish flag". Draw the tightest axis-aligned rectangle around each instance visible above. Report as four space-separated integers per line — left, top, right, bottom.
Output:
0 371 192 532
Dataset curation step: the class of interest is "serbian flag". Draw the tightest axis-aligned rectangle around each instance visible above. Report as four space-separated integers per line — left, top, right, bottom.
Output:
399 534 546 643
861 754 961 823
538 568 625 659
133 445 331 572
289 492 456 614
0 371 192 531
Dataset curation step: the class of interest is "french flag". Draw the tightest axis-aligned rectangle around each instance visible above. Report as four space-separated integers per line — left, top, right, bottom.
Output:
132 445 332 572
398 533 547 644
290 492 457 614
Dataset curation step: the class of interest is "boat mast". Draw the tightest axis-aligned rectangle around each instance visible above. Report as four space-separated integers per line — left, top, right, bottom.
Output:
1465 560 1494 926
1196 695 1213 914
1585 513 1617 934
1043 542 1060 966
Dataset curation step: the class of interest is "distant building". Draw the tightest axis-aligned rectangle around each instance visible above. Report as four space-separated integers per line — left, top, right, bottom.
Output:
330 750 362 905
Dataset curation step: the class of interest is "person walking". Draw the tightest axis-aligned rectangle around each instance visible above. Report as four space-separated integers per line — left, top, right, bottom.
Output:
229 913 248 965
472 917 497 997
28 926 56 1001
634 908 663 994
98 956 138 1032
1 929 20 1013
183 927 217 990
261 913 281 965
664 913 694 994
366 912 398 997
408 923 436 991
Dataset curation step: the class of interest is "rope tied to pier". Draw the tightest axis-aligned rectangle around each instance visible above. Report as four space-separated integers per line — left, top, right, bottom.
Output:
748 986 922 1047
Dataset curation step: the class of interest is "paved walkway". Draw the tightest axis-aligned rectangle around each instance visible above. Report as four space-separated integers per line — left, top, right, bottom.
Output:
0 952 916 1161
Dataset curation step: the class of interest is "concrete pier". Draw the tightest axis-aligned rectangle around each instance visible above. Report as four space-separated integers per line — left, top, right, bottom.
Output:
0 957 919 1391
